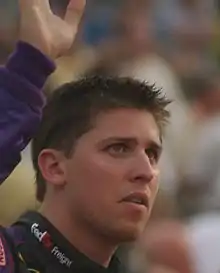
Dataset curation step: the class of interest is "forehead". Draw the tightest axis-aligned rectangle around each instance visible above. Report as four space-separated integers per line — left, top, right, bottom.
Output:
86 108 161 145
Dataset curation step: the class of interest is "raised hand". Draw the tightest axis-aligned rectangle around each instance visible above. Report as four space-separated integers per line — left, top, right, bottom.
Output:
19 0 86 58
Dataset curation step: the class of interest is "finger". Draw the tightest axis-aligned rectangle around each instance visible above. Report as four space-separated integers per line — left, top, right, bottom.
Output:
64 0 86 27
19 0 51 13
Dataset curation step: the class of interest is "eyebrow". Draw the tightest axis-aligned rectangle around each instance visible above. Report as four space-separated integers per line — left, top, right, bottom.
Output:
98 137 162 151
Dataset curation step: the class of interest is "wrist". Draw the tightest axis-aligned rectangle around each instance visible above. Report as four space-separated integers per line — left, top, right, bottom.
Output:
7 41 56 89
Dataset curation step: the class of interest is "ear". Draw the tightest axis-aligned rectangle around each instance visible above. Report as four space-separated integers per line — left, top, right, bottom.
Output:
38 149 67 187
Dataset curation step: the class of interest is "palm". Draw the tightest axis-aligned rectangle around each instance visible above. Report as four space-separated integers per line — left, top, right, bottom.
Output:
19 0 85 58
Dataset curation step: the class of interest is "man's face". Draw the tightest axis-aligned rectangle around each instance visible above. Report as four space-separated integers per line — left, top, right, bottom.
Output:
63 108 161 242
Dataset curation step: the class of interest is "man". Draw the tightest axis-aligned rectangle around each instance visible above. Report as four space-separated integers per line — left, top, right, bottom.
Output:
0 1 170 273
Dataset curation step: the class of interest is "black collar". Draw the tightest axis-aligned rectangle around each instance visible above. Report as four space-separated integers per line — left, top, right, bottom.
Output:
15 211 123 273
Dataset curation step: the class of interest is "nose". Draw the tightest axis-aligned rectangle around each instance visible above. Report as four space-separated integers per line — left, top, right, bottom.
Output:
129 152 155 184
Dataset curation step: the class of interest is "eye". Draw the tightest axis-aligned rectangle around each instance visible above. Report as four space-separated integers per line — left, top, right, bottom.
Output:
106 143 131 156
145 148 159 164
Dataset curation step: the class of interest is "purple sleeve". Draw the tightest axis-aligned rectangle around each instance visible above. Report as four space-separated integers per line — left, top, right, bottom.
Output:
0 42 56 184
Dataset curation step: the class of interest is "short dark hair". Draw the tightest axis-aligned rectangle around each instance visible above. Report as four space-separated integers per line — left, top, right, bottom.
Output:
32 76 170 202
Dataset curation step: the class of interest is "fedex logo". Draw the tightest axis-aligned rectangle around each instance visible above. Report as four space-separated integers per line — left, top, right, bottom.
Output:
31 223 53 249
31 223 72 268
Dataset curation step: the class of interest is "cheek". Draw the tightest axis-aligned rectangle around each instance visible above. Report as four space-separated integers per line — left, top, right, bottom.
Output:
150 170 160 203
65 154 125 203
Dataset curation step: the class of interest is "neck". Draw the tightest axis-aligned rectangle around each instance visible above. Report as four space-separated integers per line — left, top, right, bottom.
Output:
39 201 117 267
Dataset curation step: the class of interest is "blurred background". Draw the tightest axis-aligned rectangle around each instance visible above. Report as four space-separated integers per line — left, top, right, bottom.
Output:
1 0 220 272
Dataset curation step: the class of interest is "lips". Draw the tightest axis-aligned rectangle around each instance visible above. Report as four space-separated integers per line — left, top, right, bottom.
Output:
120 192 149 208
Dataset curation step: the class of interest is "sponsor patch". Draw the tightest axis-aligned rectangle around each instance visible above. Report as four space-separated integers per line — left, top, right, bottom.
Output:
31 223 72 268
0 238 6 266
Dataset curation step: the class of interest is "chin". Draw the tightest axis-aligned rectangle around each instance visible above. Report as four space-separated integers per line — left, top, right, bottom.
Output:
111 222 147 243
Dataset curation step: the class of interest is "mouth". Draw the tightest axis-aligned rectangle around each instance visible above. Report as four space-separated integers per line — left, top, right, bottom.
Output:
120 192 149 208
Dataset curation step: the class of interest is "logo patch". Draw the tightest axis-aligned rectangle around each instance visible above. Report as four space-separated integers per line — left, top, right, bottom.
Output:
0 238 6 266
31 223 53 249
31 223 72 268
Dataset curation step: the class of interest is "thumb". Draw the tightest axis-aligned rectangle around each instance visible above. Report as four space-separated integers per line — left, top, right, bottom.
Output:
64 0 86 27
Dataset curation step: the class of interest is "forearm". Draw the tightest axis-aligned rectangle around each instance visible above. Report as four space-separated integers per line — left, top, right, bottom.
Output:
0 42 55 183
